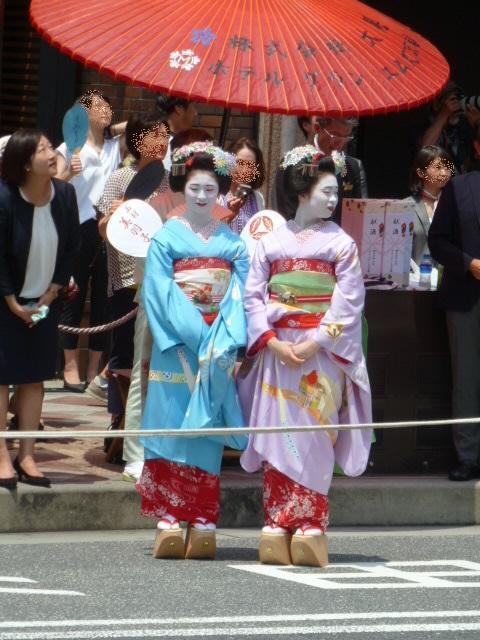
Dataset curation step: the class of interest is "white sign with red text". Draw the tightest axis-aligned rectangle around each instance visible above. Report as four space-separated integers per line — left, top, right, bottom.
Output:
107 199 163 258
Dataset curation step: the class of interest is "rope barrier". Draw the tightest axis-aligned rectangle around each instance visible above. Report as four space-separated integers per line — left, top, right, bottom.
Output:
3 416 480 440
58 307 138 335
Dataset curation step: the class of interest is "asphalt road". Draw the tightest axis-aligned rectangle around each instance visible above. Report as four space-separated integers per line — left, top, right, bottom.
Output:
1 526 480 639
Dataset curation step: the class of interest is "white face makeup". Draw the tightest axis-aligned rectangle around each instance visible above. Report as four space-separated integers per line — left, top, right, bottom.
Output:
297 173 339 225
184 171 219 222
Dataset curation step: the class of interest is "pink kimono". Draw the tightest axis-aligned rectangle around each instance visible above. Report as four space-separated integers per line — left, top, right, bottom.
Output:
238 219 372 532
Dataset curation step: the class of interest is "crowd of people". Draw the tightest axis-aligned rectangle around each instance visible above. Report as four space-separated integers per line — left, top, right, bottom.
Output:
0 84 479 563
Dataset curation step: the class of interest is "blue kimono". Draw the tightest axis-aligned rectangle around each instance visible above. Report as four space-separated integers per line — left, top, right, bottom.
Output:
140 219 249 476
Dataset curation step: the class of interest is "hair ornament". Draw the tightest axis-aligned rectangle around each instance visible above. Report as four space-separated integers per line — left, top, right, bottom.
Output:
281 145 320 171
171 141 236 177
331 150 347 178
281 144 346 178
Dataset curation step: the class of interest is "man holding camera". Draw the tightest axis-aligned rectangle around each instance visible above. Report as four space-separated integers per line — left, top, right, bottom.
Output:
421 81 477 174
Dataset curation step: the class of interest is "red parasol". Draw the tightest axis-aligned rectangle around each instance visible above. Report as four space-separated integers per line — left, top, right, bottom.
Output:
30 0 449 116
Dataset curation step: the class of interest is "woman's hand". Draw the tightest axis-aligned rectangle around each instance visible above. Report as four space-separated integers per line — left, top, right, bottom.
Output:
70 154 83 176
98 200 122 239
10 303 39 328
292 339 320 361
227 196 245 218
98 214 111 240
267 337 305 367
110 199 123 214
37 290 56 308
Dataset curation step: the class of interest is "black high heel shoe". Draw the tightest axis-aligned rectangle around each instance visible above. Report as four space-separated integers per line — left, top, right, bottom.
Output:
63 378 86 393
13 458 51 488
0 476 17 490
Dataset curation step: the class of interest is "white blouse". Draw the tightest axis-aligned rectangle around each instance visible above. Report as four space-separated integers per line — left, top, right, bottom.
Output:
19 183 58 299
57 137 122 225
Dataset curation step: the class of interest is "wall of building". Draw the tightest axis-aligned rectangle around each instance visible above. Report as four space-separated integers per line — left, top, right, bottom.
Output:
78 68 257 149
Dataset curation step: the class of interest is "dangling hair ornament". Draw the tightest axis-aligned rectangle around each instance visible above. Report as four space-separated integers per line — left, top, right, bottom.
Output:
331 150 347 178
171 141 236 177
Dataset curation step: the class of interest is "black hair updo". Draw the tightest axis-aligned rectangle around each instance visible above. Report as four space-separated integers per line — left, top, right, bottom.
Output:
169 151 231 195
283 155 337 214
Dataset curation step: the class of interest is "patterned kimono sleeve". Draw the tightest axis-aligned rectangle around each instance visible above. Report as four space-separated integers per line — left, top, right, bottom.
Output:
243 239 277 354
313 239 364 364
232 238 250 287
142 233 205 355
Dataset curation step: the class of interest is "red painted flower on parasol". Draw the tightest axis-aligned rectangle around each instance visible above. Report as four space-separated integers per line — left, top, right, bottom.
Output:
30 0 450 116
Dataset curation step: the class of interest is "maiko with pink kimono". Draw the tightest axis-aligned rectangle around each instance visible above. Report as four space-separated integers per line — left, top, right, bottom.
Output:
238 146 372 567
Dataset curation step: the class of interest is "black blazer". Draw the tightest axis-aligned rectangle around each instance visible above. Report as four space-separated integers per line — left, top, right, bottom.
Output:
428 171 480 311
0 178 80 298
272 155 368 225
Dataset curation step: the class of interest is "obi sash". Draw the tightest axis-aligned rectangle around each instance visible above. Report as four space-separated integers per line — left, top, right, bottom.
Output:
173 257 231 326
269 258 336 320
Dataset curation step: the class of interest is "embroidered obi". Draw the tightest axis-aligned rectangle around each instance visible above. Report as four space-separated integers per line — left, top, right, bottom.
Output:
268 258 336 315
173 257 232 325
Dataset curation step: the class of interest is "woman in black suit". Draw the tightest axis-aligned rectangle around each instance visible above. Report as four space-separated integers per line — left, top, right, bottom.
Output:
0 130 80 489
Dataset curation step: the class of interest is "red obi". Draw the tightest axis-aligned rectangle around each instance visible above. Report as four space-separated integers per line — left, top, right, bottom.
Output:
273 312 325 329
270 258 335 277
173 257 231 272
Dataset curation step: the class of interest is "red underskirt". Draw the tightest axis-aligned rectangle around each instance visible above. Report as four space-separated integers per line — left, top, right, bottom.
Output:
263 463 329 532
137 458 220 523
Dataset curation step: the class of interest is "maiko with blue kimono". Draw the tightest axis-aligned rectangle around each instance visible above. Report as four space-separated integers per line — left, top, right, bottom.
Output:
137 142 249 560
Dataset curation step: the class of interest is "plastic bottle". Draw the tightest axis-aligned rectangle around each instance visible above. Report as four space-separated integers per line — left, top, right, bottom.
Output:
419 254 433 289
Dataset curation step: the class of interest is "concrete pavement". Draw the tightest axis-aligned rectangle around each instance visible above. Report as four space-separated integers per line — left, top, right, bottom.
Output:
1 527 480 639
1 382 479 533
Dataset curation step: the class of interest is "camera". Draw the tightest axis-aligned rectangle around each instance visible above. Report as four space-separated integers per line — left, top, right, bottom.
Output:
235 184 253 199
459 95 480 111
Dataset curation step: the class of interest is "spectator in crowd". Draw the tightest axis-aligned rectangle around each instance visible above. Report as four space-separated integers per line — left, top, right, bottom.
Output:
314 118 368 199
428 123 480 481
408 145 454 265
56 90 126 393
219 137 265 234
0 129 80 489
95 112 170 467
274 116 367 222
155 95 198 172
421 81 475 175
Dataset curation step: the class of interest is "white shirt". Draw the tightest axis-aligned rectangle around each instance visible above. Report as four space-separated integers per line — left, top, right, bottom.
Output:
19 183 58 299
57 137 122 225
163 135 173 173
